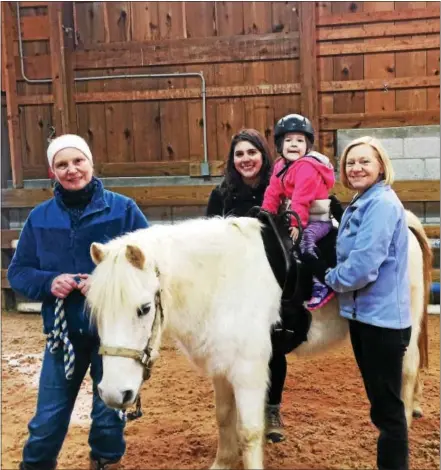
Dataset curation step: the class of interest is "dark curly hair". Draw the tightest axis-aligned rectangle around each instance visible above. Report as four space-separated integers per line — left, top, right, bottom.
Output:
223 129 273 195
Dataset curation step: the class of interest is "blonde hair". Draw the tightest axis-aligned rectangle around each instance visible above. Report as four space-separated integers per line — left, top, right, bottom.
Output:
339 136 395 189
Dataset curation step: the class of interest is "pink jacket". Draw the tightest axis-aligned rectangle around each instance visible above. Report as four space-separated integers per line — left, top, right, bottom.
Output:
262 152 335 228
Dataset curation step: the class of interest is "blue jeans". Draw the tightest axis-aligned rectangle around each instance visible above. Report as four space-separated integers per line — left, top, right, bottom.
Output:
23 334 126 468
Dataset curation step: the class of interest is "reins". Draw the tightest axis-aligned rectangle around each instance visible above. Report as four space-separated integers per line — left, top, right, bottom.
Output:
98 291 164 421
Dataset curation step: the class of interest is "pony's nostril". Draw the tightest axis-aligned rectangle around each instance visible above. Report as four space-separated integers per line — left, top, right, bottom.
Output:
122 390 133 404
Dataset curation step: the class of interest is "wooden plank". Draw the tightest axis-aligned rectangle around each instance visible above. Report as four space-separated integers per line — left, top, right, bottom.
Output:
2 269 11 289
130 2 160 41
320 109 440 130
271 1 299 34
104 2 131 42
319 18 438 41
362 1 395 114
129 67 162 163
20 2 48 7
395 2 428 112
433 269 440 283
425 225 440 239
317 5 440 26
48 2 77 134
73 33 300 69
1 229 22 249
299 2 319 138
74 2 107 47
319 36 439 57
3 180 439 209
19 15 49 41
96 161 190 177
427 49 441 109
189 160 225 177
157 2 185 39
15 33 439 77
17 75 440 107
2 2 23 188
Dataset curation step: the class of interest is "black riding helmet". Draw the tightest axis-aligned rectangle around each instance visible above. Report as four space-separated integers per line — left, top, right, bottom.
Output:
274 114 315 155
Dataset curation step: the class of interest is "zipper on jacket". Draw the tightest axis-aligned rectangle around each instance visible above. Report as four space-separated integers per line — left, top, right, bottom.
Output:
352 290 358 319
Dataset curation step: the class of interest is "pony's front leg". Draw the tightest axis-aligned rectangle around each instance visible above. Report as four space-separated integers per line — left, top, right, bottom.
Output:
234 380 266 470
210 376 239 470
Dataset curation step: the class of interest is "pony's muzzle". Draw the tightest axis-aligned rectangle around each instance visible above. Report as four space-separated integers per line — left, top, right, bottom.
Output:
97 383 136 409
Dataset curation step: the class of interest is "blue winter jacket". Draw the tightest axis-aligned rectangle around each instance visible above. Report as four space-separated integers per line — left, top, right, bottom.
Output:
325 182 411 329
7 179 149 335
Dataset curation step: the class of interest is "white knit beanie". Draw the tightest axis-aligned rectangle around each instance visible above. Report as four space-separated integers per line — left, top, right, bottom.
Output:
47 134 93 169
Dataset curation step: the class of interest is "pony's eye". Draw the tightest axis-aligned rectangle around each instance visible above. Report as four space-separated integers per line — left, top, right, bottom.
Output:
137 303 151 317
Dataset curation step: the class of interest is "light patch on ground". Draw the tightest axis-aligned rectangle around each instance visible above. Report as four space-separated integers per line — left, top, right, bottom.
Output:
3 352 92 426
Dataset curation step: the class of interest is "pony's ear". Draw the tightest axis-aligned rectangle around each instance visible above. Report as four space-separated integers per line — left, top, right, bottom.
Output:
126 244 145 270
90 242 107 265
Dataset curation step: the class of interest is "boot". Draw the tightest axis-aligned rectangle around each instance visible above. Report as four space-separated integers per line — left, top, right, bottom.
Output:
265 405 285 443
89 453 122 470
19 461 57 470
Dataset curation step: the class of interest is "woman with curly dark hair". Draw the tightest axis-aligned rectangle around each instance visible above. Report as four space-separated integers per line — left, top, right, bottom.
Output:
206 129 287 443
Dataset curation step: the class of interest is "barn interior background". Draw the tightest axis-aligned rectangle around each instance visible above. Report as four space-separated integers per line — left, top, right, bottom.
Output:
1 1 440 309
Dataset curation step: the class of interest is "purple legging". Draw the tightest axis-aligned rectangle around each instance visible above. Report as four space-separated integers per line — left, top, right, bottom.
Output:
299 221 333 257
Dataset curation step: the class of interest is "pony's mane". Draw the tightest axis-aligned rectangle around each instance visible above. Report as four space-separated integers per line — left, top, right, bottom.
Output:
87 217 263 326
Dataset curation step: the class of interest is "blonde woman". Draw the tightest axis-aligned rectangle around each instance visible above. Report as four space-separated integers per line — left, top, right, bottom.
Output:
324 136 411 470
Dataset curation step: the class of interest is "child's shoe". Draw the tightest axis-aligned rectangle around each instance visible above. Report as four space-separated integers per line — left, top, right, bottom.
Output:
307 284 335 310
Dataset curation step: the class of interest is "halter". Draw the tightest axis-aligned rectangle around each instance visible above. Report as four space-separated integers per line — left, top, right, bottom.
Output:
98 291 164 420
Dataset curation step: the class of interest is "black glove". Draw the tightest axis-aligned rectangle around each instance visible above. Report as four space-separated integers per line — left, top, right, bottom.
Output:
299 251 330 284
329 194 344 223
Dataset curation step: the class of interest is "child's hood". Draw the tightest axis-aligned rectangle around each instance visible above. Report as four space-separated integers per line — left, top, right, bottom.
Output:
296 151 335 189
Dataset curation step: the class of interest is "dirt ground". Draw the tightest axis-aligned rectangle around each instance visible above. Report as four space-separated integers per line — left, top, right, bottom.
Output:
2 311 439 470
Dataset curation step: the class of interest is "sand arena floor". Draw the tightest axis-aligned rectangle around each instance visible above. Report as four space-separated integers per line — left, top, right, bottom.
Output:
2 311 439 469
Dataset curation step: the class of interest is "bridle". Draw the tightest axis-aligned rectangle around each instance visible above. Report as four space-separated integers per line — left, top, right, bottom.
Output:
98 291 164 420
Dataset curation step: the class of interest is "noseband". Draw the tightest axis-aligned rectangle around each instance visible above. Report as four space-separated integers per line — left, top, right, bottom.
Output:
98 291 164 420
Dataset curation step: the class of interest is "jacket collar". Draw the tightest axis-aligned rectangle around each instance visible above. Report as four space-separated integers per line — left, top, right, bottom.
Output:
349 180 390 207
54 177 109 218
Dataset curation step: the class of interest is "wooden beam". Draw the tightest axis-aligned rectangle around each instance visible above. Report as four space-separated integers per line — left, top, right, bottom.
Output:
74 33 300 69
16 76 440 106
318 18 439 42
319 36 439 57
2 2 23 188
2 180 439 209
298 2 319 140
48 2 77 135
1 269 11 289
15 32 438 79
424 225 440 239
97 162 191 177
433 269 440 283
1 229 21 249
19 15 49 41
320 110 440 130
317 5 440 26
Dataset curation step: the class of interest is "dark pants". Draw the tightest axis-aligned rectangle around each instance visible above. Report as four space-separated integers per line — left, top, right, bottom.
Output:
267 351 287 406
22 334 126 469
349 320 411 470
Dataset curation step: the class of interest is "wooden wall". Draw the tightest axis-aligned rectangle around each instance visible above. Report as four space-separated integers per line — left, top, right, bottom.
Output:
2 1 440 185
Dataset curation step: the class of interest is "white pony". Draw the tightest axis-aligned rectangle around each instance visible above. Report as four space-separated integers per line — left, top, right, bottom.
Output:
86 210 431 470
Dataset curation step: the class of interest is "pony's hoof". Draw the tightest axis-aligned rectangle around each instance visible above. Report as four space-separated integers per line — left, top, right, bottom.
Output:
266 431 285 444
412 409 423 419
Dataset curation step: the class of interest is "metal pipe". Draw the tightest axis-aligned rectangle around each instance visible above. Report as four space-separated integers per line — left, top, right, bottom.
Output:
16 2 209 170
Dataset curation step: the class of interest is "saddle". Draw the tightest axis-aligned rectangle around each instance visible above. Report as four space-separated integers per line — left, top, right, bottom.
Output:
247 207 338 355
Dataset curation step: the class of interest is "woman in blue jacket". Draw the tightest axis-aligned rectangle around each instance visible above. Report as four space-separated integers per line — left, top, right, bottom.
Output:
8 134 149 470
324 136 411 470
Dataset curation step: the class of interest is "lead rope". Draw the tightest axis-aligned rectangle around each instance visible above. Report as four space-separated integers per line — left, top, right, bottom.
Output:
46 298 76 379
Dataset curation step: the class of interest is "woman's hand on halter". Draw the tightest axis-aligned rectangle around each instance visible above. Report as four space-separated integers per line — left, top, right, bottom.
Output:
51 274 80 299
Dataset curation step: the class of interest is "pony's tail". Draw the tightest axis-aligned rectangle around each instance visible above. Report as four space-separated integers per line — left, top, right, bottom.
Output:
406 210 433 369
